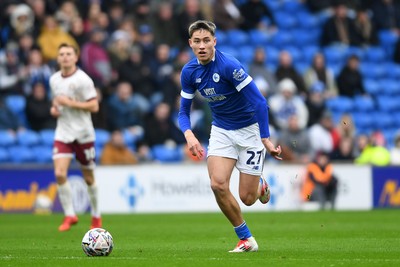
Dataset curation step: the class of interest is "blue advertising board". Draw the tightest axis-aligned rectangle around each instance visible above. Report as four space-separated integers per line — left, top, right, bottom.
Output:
0 168 85 213
372 166 400 208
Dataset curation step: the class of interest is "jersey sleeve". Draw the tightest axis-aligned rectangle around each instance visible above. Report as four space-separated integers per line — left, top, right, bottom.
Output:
178 67 195 133
224 56 253 92
81 74 97 101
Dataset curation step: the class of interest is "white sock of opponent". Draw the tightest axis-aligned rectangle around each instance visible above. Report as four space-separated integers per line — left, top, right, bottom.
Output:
58 181 75 217
87 183 100 218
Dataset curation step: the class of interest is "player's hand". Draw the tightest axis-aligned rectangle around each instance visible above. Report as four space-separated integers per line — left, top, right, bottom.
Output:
262 138 282 160
50 106 61 117
54 95 73 107
184 130 204 160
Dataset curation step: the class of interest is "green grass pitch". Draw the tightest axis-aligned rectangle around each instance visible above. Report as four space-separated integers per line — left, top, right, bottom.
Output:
0 210 399 267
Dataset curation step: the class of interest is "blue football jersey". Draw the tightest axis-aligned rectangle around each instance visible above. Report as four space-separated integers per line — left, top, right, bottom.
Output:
180 49 258 130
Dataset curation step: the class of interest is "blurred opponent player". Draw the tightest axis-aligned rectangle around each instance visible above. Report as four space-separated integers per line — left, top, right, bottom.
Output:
178 20 282 252
50 43 102 231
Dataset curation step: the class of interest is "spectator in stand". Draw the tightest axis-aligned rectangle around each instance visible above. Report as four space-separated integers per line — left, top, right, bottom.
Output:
303 52 338 99
302 151 338 210
393 38 400 63
22 47 53 95
151 43 174 94
83 2 102 33
213 0 242 31
8 4 35 43
106 2 125 33
336 113 356 140
308 110 340 157
278 114 312 164
54 1 80 33
107 29 133 72
107 81 149 132
336 54 366 98
118 45 156 105
355 132 391 166
37 15 78 64
176 0 205 48
17 33 35 65
0 42 25 97
320 1 360 47
305 81 327 127
238 0 276 31
29 0 47 37
100 130 138 165
25 81 55 131
143 102 185 147
304 0 333 14
150 1 180 47
69 17 88 48
330 136 355 161
132 0 152 29
370 0 400 32
80 28 112 88
136 24 157 69
354 7 379 47
275 50 307 98
390 132 400 165
160 66 182 109
248 46 278 97
268 78 309 131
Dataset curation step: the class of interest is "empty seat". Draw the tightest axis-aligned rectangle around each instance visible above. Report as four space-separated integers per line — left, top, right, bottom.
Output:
363 79 380 96
215 30 227 46
274 12 298 30
353 96 375 112
95 129 110 148
380 79 400 95
326 96 354 113
364 47 387 63
248 29 271 46
270 31 293 47
323 46 347 65
297 12 319 29
4 95 27 127
0 130 16 147
359 63 386 79
226 29 249 46
352 112 374 131
152 144 184 163
17 129 41 147
237 45 255 64
0 147 10 162
31 145 53 163
39 129 55 147
373 112 394 129
376 96 400 112
8 145 35 163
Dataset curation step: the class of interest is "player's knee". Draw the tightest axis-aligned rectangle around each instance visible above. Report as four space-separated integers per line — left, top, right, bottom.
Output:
210 179 229 196
240 193 256 206
54 168 67 184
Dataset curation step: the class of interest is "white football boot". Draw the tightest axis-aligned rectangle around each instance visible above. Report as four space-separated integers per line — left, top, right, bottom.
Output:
229 236 259 252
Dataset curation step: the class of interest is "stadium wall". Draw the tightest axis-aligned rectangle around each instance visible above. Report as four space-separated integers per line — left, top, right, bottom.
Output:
0 164 399 214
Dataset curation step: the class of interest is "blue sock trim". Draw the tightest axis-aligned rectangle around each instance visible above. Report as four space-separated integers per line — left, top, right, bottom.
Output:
234 221 252 240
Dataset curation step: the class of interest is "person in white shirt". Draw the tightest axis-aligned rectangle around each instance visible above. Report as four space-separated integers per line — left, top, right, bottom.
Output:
50 43 102 231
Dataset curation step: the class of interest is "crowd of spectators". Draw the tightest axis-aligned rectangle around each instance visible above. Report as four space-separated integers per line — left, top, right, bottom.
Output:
0 0 400 166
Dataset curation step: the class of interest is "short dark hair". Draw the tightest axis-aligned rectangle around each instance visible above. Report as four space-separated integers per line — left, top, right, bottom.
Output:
188 20 216 38
58 43 79 55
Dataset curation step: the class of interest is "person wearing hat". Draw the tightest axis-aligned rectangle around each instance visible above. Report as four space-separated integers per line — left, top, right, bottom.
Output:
268 78 309 130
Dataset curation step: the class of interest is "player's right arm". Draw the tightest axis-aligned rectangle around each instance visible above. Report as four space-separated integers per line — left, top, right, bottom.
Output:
178 67 204 159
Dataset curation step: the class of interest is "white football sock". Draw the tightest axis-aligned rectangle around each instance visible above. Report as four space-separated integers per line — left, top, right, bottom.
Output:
58 181 75 217
87 183 100 218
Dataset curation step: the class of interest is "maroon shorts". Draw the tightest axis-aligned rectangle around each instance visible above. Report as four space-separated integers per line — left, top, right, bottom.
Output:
53 140 96 168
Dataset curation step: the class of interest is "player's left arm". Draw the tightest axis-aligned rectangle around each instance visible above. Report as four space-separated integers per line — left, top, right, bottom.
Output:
242 81 282 160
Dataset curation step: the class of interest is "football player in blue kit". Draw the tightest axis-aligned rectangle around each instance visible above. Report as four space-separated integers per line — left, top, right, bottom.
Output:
178 20 282 252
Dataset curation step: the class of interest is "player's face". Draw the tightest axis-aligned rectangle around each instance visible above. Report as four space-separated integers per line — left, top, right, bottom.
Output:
57 46 78 69
189 29 216 64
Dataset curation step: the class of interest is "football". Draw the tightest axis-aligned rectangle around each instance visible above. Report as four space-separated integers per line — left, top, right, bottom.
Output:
81 228 114 256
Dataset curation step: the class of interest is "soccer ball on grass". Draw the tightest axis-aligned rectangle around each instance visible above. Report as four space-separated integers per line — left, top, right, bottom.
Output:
82 228 114 256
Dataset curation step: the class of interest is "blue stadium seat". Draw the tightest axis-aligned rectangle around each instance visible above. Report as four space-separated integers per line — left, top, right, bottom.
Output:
364 47 387 63
352 112 374 132
270 31 293 47
359 63 385 80
0 147 10 163
323 46 347 65
353 96 375 112
17 129 41 147
380 79 400 95
282 45 302 62
39 129 55 147
215 30 227 46
265 46 280 65
297 12 319 30
326 96 354 113
376 96 400 112
5 95 27 126
373 112 394 131
238 45 255 64
95 129 110 148
8 145 35 163
363 79 381 96
152 144 184 163
226 29 249 46
249 29 271 46
0 130 16 147
274 12 298 30
31 145 53 163
217 45 239 59
301 45 320 64
291 29 317 48
383 63 400 79
378 30 398 54
281 0 305 13
346 46 365 61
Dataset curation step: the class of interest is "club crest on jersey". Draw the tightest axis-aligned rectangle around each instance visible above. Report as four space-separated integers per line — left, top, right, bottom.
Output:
233 68 246 81
212 73 220 82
